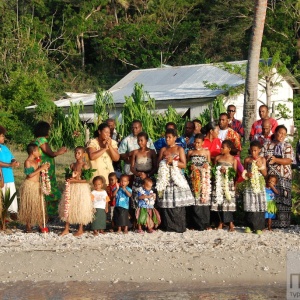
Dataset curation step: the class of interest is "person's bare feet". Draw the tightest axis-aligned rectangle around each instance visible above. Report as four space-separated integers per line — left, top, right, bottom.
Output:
123 230 128 234
228 223 235 232
99 230 106 235
73 230 84 237
93 230 99 236
60 229 70 236
217 223 223 230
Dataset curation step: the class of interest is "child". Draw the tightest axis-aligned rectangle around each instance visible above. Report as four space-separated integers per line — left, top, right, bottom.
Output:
211 140 237 232
59 146 94 236
130 132 157 229
265 174 279 231
113 174 132 234
187 133 211 231
107 172 119 230
135 178 161 233
91 176 110 235
19 143 50 233
242 140 267 234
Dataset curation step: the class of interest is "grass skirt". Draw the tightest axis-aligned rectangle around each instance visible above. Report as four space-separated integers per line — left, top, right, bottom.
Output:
18 180 47 226
136 207 161 229
59 183 93 225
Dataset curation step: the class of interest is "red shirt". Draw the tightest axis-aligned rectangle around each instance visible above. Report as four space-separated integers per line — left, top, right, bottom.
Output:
202 138 222 158
250 118 278 140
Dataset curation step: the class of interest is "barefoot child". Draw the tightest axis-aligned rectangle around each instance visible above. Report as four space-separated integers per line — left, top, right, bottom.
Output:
113 174 132 234
107 172 119 230
59 146 94 236
130 132 157 229
211 140 237 232
265 175 279 231
91 176 110 235
242 140 267 234
136 178 161 233
19 143 50 233
187 133 211 231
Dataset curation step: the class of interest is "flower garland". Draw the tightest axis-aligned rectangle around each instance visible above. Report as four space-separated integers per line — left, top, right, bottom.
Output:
156 160 189 197
63 180 71 219
200 164 211 203
41 168 51 195
214 166 234 204
241 160 265 194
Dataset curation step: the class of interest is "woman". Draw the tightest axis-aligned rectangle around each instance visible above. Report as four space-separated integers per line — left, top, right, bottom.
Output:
156 128 194 233
87 123 120 186
34 121 67 216
260 125 294 228
201 121 222 163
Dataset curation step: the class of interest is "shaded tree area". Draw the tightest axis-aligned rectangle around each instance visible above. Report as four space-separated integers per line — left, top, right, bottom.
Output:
0 0 299 144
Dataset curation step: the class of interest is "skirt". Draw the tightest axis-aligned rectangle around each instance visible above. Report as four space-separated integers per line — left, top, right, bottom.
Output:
160 207 186 233
243 189 267 212
113 206 129 227
136 207 161 229
18 180 47 226
245 212 265 231
187 205 210 231
91 208 106 230
59 182 94 225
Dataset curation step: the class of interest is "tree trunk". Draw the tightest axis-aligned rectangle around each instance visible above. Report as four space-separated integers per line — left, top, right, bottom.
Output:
243 0 268 142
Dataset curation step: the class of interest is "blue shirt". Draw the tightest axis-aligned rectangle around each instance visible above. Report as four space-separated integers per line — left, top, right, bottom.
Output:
115 187 132 209
0 145 15 183
154 137 185 153
137 187 155 208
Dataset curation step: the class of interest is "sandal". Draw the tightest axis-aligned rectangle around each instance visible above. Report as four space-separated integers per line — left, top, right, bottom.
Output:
244 227 252 233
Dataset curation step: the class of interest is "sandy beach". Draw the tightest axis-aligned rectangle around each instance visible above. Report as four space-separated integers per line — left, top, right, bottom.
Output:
0 224 298 298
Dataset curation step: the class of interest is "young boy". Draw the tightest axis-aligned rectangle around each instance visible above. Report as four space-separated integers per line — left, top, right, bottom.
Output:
19 143 50 233
107 172 119 230
113 174 132 234
265 174 279 231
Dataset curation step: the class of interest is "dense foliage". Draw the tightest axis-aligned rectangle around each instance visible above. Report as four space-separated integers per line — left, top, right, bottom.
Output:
0 0 299 144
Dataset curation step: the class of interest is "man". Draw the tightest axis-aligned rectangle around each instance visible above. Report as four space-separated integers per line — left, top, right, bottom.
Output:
118 120 155 175
154 122 185 153
193 119 202 135
218 113 241 151
253 119 273 145
106 118 122 145
227 105 244 138
249 104 278 141
180 121 195 152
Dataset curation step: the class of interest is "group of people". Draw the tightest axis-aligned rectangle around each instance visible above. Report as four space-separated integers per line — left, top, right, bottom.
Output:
0 103 296 235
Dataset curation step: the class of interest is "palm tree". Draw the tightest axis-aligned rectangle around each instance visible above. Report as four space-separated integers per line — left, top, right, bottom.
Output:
243 0 268 142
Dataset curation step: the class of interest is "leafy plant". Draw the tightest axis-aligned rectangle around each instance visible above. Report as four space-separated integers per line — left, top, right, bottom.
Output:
81 168 97 181
0 189 17 231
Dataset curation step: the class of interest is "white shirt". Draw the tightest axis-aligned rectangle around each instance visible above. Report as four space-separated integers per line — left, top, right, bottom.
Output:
218 129 228 141
92 190 108 209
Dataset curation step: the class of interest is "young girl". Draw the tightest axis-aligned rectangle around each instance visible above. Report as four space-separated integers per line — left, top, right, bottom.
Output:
59 146 94 236
136 178 161 233
265 174 279 231
113 174 132 234
211 140 237 232
156 128 194 233
130 132 157 228
107 172 119 230
91 176 110 235
19 143 50 233
187 133 212 230
242 140 267 234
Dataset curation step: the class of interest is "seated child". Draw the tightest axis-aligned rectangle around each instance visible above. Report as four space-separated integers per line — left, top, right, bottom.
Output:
265 174 279 231
136 178 161 233
19 143 50 233
113 174 132 234
59 146 94 236
91 176 110 235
